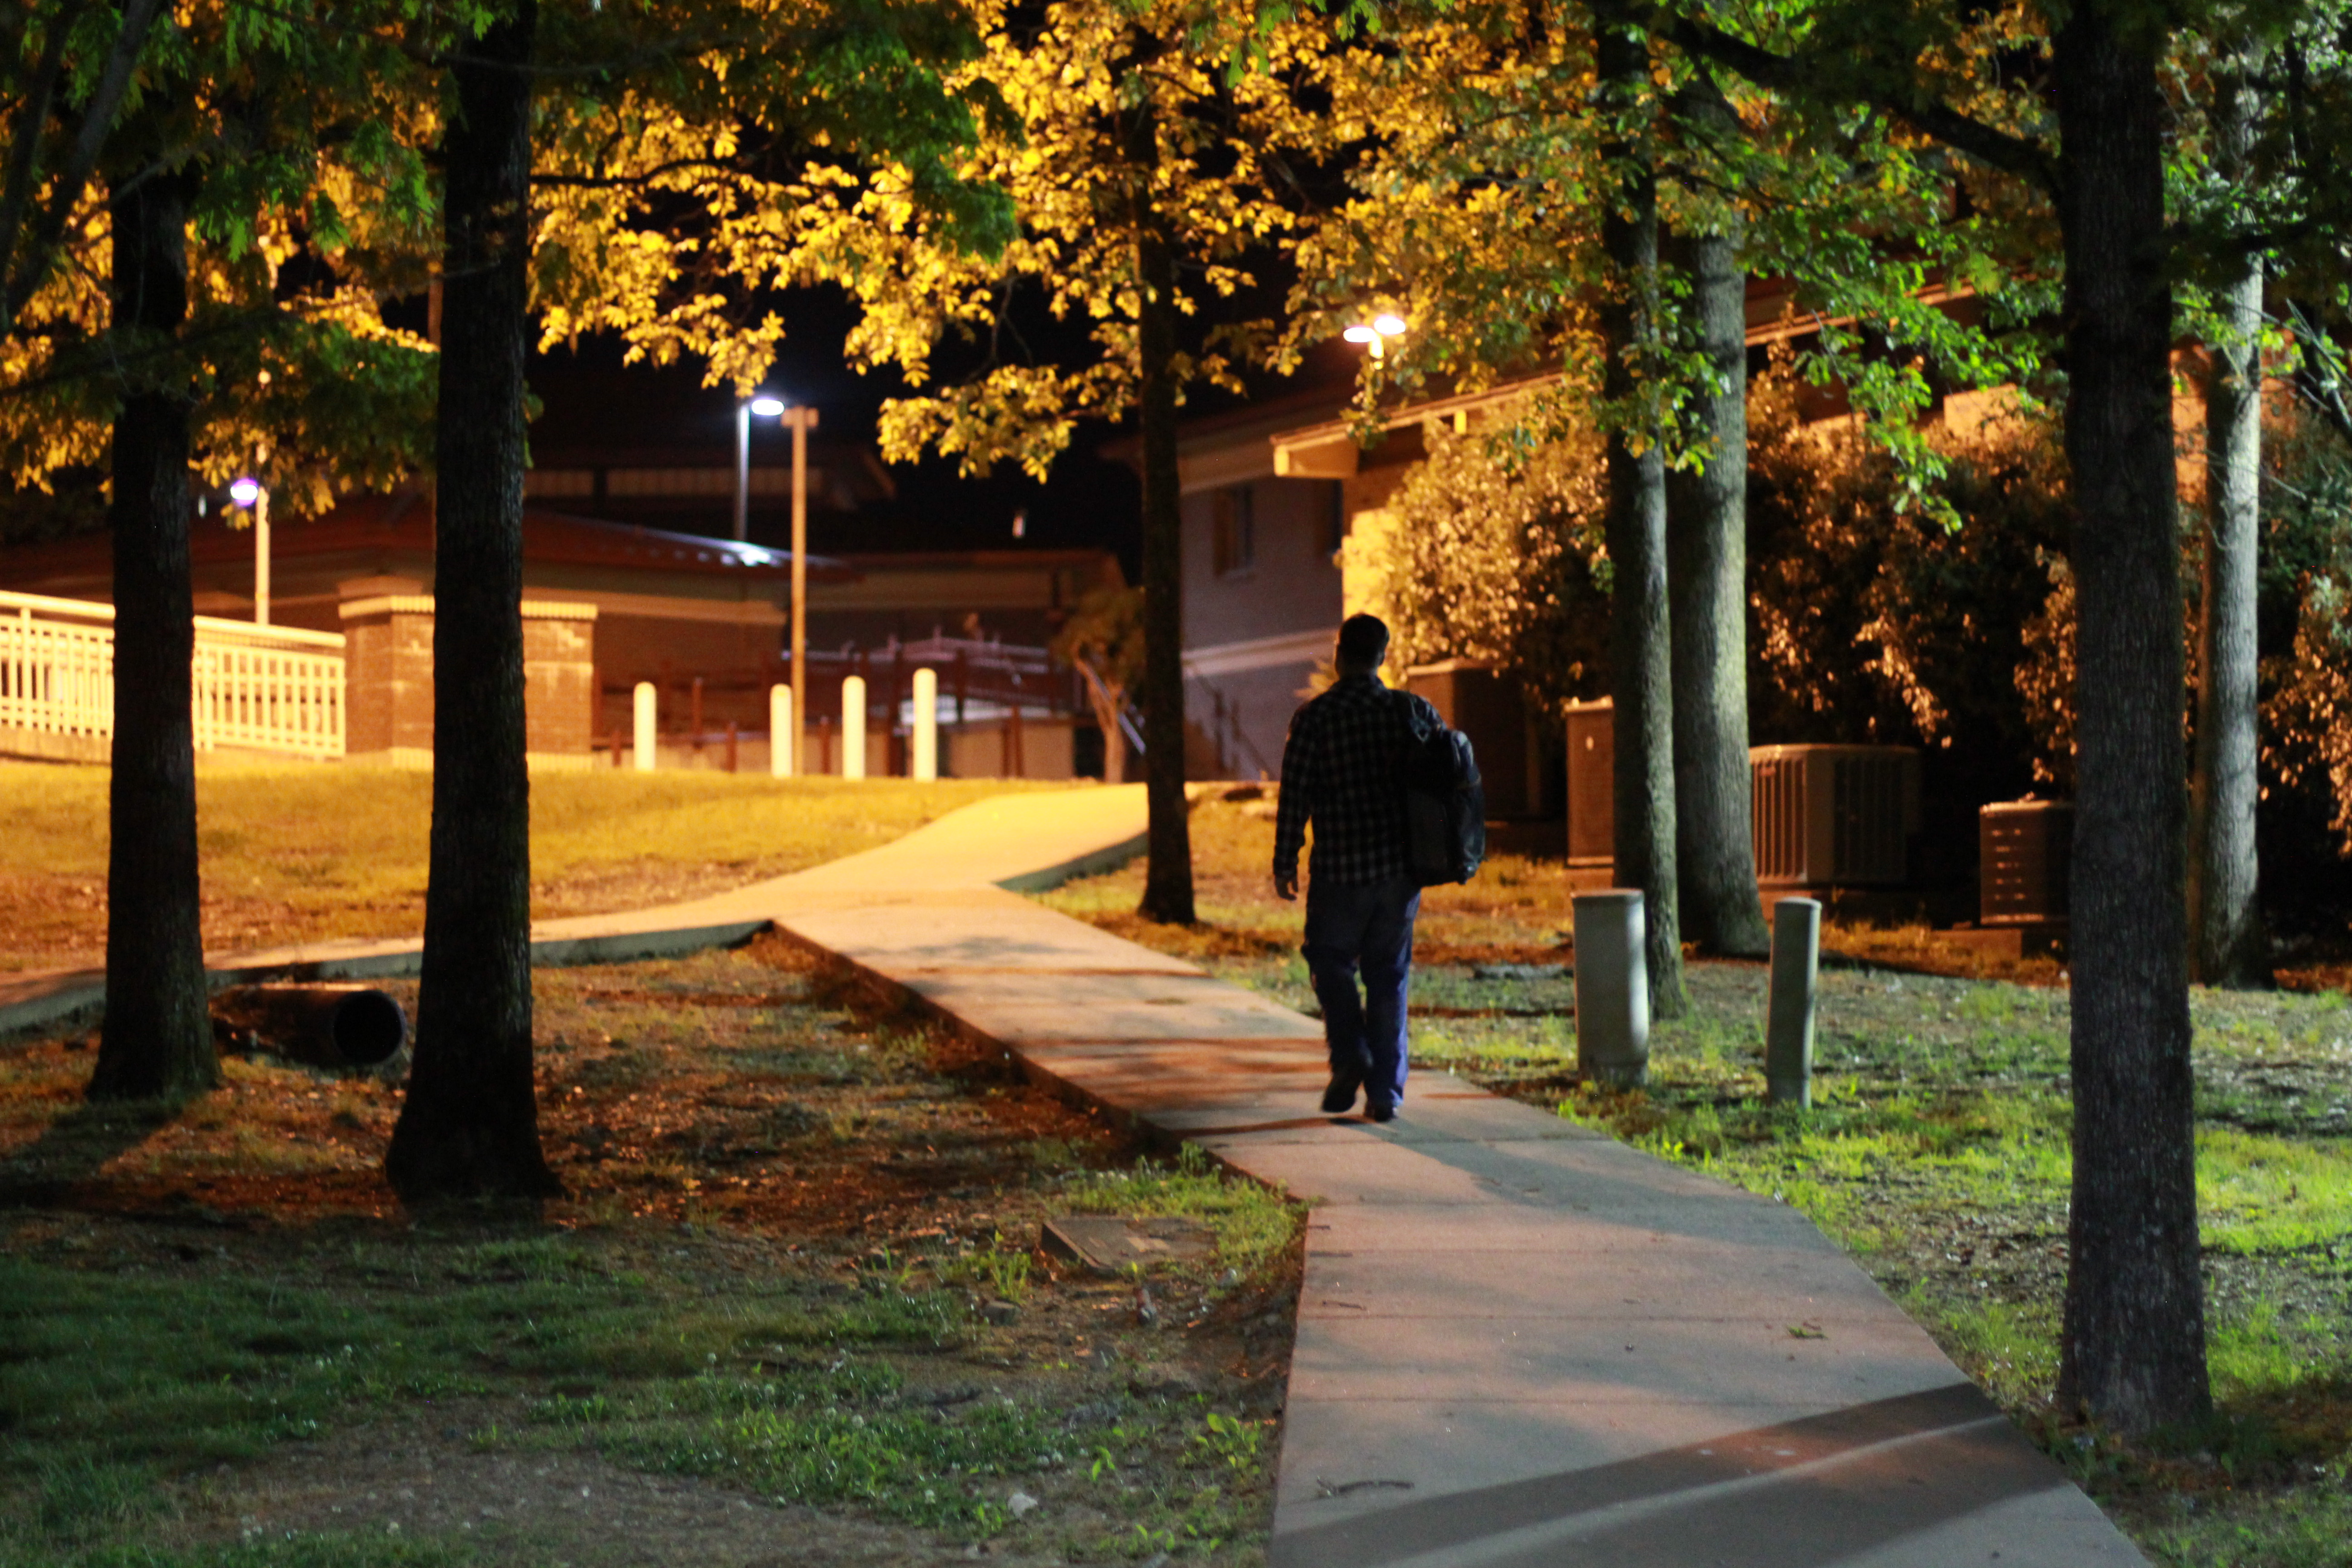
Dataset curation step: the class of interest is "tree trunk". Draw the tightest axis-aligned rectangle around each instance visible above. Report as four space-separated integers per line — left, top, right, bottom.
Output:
2187 68 2270 991
1595 2 1684 1017
1128 84 1195 926
2052 8 2210 1434
1665 212 1769 960
385 0 559 1202
89 160 213 1103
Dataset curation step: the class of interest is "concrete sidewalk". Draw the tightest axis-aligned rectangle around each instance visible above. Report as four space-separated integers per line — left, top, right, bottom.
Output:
760 799 2143 1567
1 783 2145 1565
0 784 1153 1039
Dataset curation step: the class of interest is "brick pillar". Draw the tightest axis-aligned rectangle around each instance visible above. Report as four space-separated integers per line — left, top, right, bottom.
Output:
338 579 435 767
338 581 598 769
521 601 598 768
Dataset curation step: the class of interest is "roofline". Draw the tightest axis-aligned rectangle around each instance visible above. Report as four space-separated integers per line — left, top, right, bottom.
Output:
1269 280 1984 476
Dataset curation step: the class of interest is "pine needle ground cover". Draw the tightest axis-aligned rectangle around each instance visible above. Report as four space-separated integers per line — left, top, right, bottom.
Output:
0 764 1061 973
0 934 1303 1567
1039 796 2352 1568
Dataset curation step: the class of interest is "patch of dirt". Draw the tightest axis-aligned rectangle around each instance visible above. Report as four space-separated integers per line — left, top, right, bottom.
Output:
0 931 1301 1563
529 859 798 925
180 1405 1044 1568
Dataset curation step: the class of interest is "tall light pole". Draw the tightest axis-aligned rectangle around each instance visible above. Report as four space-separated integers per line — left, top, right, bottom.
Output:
230 473 269 625
777 401 817 776
740 393 818 774
733 399 754 543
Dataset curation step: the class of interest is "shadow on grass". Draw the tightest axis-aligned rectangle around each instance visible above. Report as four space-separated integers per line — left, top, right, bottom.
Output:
0 1090 178 1206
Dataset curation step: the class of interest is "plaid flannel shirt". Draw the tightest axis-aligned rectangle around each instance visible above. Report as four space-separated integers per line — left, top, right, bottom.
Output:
1273 674 1442 887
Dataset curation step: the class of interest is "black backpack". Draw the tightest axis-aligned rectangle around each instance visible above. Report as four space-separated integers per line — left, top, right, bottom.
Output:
1395 692 1485 887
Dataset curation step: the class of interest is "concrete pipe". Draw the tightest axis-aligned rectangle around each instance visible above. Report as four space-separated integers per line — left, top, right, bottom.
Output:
218 985 410 1071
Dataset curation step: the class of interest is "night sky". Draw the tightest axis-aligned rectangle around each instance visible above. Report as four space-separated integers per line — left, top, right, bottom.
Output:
528 284 1147 576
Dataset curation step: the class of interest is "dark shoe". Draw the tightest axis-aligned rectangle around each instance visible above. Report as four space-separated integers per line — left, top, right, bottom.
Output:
1366 1102 1397 1123
1321 1078 1361 1115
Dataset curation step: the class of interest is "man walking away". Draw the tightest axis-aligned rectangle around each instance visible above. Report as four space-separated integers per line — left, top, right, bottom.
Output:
1273 614 1441 1122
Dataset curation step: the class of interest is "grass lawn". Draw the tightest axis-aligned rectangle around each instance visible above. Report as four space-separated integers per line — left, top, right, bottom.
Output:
1039 794 2352 1568
0 934 1301 1566
0 763 1062 973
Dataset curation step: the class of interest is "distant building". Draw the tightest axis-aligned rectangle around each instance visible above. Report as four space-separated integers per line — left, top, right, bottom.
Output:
1117 390 1352 780
1166 277 2017 784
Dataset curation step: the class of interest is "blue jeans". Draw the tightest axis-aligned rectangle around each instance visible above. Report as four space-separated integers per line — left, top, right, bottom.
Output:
1304 874 1421 1111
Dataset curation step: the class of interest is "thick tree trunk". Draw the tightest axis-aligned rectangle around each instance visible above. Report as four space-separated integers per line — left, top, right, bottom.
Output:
2052 9 2210 1434
1665 216 1769 960
386 0 559 1201
2187 72 2269 992
1129 91 1195 926
1595 3 1684 1018
89 163 213 1102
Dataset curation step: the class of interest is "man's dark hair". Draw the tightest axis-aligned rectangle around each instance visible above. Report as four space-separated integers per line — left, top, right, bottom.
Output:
1336 613 1390 670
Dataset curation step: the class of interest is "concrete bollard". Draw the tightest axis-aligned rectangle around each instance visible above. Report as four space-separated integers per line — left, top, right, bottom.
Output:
1767 897 1822 1107
841 675 867 779
1572 890 1649 1087
632 681 657 772
911 667 938 781
769 684 793 777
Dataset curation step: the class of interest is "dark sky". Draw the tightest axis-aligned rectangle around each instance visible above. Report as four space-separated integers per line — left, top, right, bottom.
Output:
528 284 1148 575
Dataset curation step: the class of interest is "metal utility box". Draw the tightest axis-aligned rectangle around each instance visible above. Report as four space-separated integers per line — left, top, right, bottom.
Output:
1980 799 2073 927
1563 699 1614 866
1405 659 1551 818
1749 744 1921 887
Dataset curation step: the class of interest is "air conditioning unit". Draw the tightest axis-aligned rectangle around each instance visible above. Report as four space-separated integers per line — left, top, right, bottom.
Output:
1564 698 1613 866
1749 744 1921 887
1980 799 2072 927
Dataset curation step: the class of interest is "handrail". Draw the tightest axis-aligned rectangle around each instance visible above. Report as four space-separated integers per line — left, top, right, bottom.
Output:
0 588 116 622
192 614 346 651
0 589 348 651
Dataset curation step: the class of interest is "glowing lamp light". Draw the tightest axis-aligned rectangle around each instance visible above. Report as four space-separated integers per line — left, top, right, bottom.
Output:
1344 313 1407 360
749 395 787 417
229 477 261 506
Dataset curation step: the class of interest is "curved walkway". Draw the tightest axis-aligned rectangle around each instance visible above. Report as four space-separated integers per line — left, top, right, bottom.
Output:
0 784 2145 1565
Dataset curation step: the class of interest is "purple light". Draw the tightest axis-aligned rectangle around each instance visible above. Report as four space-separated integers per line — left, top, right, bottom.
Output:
229 478 261 506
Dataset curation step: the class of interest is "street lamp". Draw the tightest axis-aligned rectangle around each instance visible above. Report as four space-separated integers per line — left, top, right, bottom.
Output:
1343 313 1408 359
735 392 821 774
230 474 270 625
734 393 799 542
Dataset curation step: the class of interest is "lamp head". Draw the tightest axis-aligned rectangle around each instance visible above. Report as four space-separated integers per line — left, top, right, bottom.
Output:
1342 324 1378 345
1372 313 1408 337
229 477 261 506
749 395 787 417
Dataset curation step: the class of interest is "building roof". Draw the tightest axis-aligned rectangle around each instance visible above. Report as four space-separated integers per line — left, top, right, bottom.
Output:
0 490 861 599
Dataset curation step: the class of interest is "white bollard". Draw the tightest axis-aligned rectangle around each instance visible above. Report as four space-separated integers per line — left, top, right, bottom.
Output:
911 667 938 782
769 684 793 778
1767 897 1823 1107
632 681 657 772
841 675 867 779
1572 890 1649 1087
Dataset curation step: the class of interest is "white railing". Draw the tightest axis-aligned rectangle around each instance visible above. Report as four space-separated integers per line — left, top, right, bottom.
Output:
0 589 345 761
0 591 112 742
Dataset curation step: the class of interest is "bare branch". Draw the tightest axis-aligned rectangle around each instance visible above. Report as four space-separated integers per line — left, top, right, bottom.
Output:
1656 7 2059 197
2 0 165 333
0 0 91 334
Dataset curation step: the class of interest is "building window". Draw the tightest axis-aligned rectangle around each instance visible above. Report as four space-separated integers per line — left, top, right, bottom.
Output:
1212 485 1255 577
1317 481 1346 557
